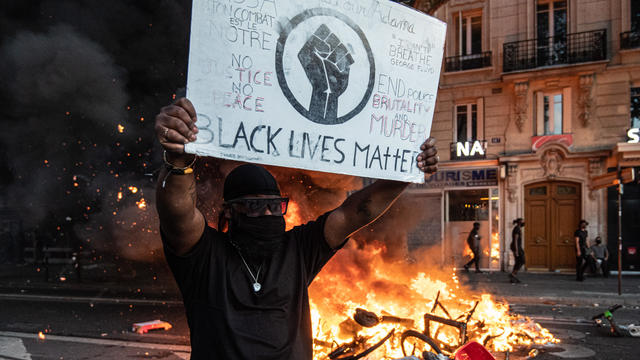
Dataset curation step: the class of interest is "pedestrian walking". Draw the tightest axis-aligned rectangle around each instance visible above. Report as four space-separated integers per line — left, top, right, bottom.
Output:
575 219 590 281
509 218 525 283
463 222 482 273
590 236 609 277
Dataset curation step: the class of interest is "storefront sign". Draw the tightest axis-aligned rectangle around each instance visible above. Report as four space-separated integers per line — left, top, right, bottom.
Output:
628 128 640 143
184 0 446 183
450 140 487 160
417 168 498 188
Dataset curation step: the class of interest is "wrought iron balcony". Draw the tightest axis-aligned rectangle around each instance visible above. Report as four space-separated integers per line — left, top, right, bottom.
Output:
621 31 640 50
503 29 607 73
444 52 492 72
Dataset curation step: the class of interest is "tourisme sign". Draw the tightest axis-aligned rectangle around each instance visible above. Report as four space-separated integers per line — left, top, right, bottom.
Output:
184 0 446 183
414 167 499 189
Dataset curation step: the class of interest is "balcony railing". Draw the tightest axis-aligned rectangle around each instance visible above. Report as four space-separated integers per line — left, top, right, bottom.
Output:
621 31 640 50
444 52 492 72
503 29 607 72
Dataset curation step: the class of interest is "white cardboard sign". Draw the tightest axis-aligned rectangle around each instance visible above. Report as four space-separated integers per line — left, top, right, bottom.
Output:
185 0 446 183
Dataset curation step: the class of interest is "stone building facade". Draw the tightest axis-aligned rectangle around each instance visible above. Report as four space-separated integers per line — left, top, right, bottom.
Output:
409 0 640 272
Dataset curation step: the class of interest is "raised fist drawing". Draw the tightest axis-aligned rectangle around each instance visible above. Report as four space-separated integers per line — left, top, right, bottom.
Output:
298 24 355 124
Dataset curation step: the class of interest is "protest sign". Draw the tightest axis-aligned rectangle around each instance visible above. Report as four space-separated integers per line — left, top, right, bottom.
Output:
185 0 446 183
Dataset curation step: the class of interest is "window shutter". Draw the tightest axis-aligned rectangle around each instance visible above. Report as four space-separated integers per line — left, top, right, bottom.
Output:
562 87 572 134
535 91 544 136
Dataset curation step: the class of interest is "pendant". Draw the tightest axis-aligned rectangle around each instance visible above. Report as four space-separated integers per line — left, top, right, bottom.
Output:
253 282 261 292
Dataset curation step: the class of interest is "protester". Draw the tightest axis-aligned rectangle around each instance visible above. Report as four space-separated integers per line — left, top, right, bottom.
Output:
509 218 525 283
463 222 482 273
154 98 439 359
590 236 609 277
574 219 590 281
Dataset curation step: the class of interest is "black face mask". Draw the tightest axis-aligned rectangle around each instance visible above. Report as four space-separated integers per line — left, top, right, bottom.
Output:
229 213 286 263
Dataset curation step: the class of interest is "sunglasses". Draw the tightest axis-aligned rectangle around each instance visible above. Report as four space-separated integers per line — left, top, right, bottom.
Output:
225 197 289 217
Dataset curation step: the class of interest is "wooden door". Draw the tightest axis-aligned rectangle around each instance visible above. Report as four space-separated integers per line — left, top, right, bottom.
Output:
551 183 581 269
525 184 551 269
525 181 581 271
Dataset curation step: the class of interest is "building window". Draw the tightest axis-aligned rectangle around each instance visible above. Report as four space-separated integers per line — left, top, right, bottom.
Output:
455 99 484 142
537 0 567 64
535 90 570 136
455 12 482 56
537 1 567 40
631 87 640 128
632 0 640 32
447 189 488 221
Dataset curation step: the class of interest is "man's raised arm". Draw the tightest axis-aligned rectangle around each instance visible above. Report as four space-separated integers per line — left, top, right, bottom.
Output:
324 138 438 248
154 98 205 255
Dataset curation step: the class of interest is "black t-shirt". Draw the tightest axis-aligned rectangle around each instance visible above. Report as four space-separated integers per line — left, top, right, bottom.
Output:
510 225 523 253
466 229 479 249
163 212 337 360
574 229 588 253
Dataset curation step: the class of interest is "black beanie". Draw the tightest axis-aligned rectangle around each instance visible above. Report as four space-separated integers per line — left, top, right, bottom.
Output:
223 164 280 201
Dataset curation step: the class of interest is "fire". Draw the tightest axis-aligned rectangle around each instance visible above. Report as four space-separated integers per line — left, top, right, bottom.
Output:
128 186 138 193
136 198 147 210
117 191 123 201
284 201 303 231
281 200 557 357
38 331 45 340
117 124 125 133
490 232 500 266
308 240 558 358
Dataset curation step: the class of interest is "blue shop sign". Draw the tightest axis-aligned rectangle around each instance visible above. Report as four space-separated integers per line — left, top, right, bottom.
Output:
417 168 498 188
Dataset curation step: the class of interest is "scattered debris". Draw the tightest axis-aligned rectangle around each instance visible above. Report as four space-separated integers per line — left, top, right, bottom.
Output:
131 320 172 334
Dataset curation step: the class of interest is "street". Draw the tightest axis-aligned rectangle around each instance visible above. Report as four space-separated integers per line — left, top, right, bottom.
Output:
0 286 639 360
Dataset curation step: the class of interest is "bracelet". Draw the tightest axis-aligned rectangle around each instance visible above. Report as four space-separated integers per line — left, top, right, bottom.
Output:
161 150 197 188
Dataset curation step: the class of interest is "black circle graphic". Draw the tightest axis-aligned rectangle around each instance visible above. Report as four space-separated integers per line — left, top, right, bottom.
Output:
275 8 376 125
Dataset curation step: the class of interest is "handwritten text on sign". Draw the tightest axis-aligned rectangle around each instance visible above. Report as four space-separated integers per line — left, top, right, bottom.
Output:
185 0 446 183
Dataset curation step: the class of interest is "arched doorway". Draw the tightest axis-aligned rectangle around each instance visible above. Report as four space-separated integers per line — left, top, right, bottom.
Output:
524 181 581 271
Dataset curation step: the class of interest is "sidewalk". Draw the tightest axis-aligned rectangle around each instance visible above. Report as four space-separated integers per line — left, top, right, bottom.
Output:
458 271 640 306
2 264 639 307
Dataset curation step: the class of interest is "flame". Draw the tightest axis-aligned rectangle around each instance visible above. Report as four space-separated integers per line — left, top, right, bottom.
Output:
117 124 125 133
136 198 147 210
38 331 45 340
117 192 123 201
490 232 500 266
128 186 138 194
279 201 557 356
284 201 303 231
309 243 558 358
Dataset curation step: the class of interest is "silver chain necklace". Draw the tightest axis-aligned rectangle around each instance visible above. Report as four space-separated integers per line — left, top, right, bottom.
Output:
237 250 263 293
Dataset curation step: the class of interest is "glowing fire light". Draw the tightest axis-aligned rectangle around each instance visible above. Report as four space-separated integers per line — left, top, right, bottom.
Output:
128 186 138 193
490 232 500 265
117 192 123 201
136 198 147 210
117 124 125 133
38 331 45 340
284 201 302 231
284 200 557 357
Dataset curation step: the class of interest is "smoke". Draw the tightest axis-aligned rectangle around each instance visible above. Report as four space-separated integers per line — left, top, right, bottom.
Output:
0 24 129 225
0 0 190 264
0 0 429 267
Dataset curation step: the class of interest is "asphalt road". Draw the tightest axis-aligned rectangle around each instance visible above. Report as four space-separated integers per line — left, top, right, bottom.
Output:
0 293 639 360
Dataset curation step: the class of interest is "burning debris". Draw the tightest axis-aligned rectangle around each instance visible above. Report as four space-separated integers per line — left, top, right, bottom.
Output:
263 196 559 359
310 275 558 359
